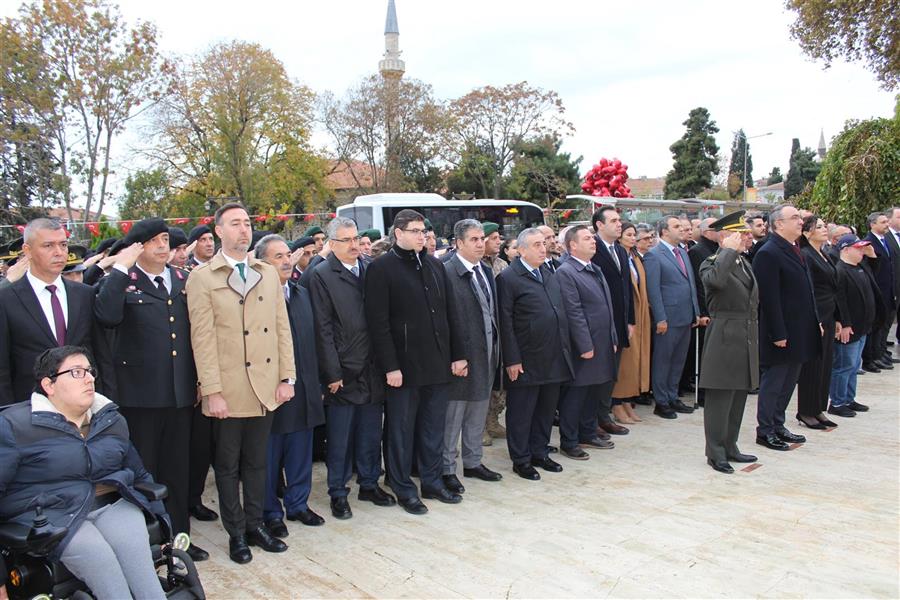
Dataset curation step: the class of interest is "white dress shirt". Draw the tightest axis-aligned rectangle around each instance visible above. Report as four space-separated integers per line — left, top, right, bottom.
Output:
26 270 68 330
137 263 171 294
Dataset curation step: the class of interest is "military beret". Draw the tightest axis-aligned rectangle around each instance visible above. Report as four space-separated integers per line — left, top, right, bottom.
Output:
124 218 168 246
303 226 324 238
94 237 118 255
291 236 315 252
188 225 212 244
424 219 434 232
482 221 500 236
168 227 188 249
359 229 381 241
63 245 88 273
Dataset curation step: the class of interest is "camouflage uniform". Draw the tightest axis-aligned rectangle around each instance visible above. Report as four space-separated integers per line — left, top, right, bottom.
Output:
482 254 509 445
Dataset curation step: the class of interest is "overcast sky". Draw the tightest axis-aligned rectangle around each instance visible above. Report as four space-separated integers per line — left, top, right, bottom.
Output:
5 0 896 198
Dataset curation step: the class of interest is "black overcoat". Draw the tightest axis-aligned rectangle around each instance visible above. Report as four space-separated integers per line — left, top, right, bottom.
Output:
590 236 634 348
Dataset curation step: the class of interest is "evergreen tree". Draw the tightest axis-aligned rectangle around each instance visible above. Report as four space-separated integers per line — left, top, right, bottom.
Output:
664 107 720 199
785 138 822 199
727 129 754 198
767 167 783 185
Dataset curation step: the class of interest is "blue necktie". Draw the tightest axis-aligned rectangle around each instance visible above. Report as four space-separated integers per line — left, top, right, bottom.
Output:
532 268 543 283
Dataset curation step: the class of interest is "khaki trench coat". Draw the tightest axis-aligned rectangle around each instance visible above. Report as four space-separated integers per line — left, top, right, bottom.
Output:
613 253 651 398
186 252 295 417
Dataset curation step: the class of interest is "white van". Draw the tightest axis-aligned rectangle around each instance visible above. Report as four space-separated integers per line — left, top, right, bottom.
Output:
336 193 546 239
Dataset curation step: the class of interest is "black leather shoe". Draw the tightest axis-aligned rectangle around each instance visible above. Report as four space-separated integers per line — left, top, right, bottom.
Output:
463 464 503 481
246 525 288 553
286 508 325 526
358 486 397 506
422 487 462 504
330 496 352 520
580 436 614 449
594 429 611 440
546 445 559 454
633 394 653 405
561 446 590 460
531 457 563 472
874 359 894 370
513 463 540 480
228 535 252 564
775 429 806 444
862 362 882 373
442 474 465 494
599 422 630 435
889 357 900 364
828 405 856 417
816 414 838 427
189 503 219 522
707 458 734 474
796 414 827 429
187 543 209 562
848 401 869 412
654 405 677 419
263 518 288 538
727 453 757 463
756 434 790 451
671 400 695 414
399 497 428 515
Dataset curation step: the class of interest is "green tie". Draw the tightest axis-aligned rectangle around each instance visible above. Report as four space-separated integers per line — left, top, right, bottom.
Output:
236 263 246 282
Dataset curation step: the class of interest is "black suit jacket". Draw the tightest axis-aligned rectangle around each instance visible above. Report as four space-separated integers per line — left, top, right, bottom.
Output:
94 266 196 409
885 228 900 300
590 236 634 347
865 232 896 308
0 277 98 405
688 237 718 316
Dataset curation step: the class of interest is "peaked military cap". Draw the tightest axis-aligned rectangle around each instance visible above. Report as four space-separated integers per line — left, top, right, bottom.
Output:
709 210 751 233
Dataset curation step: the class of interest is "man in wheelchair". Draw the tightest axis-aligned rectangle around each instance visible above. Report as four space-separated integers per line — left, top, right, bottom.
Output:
0 346 204 599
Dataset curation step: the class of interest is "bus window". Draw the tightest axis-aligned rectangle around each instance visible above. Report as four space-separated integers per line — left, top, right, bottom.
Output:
382 205 544 240
337 206 373 230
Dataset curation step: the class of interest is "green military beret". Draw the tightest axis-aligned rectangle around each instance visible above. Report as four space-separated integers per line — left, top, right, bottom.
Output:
423 219 433 232
482 221 500 236
304 226 324 237
361 229 382 241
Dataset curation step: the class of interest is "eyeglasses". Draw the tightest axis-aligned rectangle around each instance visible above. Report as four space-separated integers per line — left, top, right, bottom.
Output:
53 366 96 380
332 236 361 244
401 228 427 236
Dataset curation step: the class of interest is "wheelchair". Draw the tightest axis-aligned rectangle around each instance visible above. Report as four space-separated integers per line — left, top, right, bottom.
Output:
1 482 205 600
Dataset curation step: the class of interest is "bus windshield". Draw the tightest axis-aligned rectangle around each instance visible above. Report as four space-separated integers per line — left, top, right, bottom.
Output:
381 204 544 240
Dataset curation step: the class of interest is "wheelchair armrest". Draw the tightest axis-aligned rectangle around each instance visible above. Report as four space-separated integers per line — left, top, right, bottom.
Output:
0 522 31 552
134 481 168 502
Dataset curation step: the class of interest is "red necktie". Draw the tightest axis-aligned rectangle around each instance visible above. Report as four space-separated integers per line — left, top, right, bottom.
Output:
45 284 66 346
673 247 687 277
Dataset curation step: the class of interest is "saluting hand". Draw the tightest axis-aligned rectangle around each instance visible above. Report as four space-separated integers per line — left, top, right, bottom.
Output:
83 250 108 268
115 242 143 270
4 255 28 283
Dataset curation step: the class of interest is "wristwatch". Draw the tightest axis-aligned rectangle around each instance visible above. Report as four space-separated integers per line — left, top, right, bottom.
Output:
281 378 295 385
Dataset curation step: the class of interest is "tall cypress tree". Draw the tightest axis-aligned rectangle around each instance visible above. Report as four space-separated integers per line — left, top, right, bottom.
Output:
785 138 821 199
664 107 720 199
727 130 754 198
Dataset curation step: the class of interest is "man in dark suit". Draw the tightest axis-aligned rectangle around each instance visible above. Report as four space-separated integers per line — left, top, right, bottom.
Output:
589 207 633 435
496 228 574 480
682 218 717 400
365 209 467 515
255 234 326 534
556 225 618 460
442 220 502 491
306 218 395 520
886 207 900 346
752 204 819 451
643 215 700 419
93 217 206 561
0 218 101 406
863 211 898 370
537 225 562 272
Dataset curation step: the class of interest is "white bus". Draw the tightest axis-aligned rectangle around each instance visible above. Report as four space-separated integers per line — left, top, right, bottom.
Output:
336 193 546 239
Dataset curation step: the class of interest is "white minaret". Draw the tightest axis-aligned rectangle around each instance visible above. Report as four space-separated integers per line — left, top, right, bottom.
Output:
378 0 405 80
379 0 404 189
817 129 827 160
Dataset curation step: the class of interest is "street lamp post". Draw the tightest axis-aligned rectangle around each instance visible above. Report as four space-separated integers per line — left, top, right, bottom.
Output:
742 132 773 202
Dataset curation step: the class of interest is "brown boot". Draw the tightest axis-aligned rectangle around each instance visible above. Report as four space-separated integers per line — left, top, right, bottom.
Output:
486 391 507 438
482 429 493 446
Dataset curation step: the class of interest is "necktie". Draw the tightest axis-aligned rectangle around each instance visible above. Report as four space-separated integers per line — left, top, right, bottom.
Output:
235 263 246 282
154 275 167 295
474 265 490 304
673 247 687 276
790 243 805 264
609 245 620 270
532 268 543 283
881 236 891 258
284 284 290 302
546 260 556 273
351 265 360 278
45 284 66 346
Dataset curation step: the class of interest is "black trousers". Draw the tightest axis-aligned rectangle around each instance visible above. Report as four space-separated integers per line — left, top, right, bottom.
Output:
384 384 448 501
188 404 214 508
211 412 274 539
703 389 748 462
558 382 613 450
756 362 802 437
863 304 895 361
797 318 835 417
505 384 560 465
120 406 192 536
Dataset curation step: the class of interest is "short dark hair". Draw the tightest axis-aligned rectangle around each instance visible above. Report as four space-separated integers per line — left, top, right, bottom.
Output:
867 211 886 228
34 345 94 394
590 206 617 232
563 224 591 253
656 214 680 236
393 209 425 231
214 202 249 226
620 221 636 236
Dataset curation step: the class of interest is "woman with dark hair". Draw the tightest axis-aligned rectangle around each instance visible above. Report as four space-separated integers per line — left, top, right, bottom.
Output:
797 215 840 429
611 222 650 423
0 346 168 599
498 237 518 264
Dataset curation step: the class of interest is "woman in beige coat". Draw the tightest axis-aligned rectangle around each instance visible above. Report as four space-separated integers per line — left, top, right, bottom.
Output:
612 222 651 423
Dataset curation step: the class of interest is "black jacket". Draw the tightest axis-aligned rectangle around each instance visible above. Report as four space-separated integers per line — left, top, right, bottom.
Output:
307 254 380 406
365 246 465 387
688 236 719 317
273 281 324 433
590 236 634 348
752 234 821 366
834 260 882 343
746 235 768 263
94 266 197 409
864 232 896 308
801 245 840 325
0 277 100 406
496 258 573 387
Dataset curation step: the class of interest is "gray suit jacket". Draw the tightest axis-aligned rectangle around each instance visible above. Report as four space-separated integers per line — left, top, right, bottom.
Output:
444 255 499 401
643 242 700 327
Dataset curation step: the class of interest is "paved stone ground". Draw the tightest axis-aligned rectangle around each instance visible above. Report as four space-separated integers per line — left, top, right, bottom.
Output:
190 343 899 599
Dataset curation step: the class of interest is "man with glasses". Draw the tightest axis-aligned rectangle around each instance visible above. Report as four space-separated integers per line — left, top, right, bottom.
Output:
365 209 467 515
307 217 396 519
0 218 102 406
752 204 819 451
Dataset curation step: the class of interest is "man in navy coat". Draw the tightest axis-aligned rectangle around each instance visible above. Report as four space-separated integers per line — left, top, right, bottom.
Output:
752 204 820 451
555 225 618 459
256 234 325 535
862 211 897 370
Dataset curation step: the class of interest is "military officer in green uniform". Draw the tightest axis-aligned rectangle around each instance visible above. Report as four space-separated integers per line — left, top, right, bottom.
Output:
699 211 760 474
